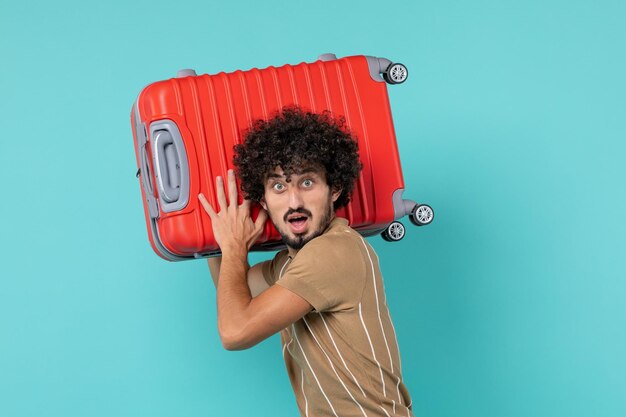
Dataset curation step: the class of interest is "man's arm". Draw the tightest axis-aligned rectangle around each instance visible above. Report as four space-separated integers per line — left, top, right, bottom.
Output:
199 170 312 351
217 247 312 351
207 257 221 288
207 257 270 297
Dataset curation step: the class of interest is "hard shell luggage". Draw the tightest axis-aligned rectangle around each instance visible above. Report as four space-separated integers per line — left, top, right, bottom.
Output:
131 53 433 261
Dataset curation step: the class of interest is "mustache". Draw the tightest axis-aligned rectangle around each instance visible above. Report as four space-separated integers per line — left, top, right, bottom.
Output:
283 208 312 222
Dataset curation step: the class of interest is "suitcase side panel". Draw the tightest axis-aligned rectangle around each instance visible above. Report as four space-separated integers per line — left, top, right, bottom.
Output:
131 103 190 260
131 105 162 258
342 56 404 226
137 81 209 256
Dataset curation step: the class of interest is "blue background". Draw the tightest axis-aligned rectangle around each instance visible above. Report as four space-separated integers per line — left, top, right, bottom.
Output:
1 1 624 416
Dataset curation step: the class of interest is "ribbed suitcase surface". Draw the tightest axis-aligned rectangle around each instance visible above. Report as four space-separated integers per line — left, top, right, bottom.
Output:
132 54 419 261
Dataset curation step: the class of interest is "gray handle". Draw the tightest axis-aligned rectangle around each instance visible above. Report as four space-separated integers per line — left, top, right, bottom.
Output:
153 130 181 203
149 120 190 213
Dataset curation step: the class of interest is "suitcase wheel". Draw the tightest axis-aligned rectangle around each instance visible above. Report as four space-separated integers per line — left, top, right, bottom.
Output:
381 221 406 242
383 63 408 84
409 204 434 226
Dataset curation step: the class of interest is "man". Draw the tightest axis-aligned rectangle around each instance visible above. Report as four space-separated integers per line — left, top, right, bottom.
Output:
198 107 414 417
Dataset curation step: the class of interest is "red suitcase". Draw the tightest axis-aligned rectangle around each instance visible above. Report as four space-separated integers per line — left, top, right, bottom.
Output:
131 53 433 261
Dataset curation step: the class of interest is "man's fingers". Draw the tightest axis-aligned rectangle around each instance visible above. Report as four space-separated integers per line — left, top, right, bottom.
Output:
198 193 217 219
227 169 238 208
216 176 227 212
254 208 268 232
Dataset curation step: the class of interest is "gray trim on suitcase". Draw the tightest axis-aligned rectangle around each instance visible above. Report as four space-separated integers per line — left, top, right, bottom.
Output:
133 101 160 219
134 101 192 261
392 188 417 220
318 53 337 61
149 120 190 213
177 69 197 78
192 240 287 259
364 56 392 83
152 221 193 261
318 53 392 83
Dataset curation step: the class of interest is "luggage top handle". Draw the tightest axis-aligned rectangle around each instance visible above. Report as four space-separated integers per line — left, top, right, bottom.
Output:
149 120 190 214
153 130 182 203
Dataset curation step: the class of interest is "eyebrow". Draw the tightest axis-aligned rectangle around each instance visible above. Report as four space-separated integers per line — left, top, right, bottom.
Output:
266 170 320 180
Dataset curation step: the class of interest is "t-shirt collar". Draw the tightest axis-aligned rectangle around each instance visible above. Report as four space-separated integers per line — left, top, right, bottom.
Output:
286 216 347 257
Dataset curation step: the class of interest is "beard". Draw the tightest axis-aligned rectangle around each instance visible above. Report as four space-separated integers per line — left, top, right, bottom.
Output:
272 200 334 251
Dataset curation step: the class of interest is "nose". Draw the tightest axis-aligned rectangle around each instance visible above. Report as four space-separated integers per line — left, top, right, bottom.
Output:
288 187 304 209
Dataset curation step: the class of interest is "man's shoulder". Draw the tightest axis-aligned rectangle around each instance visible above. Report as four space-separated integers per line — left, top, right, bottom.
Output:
301 219 367 259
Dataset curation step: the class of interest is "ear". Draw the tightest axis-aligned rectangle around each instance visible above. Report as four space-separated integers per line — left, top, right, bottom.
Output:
331 188 342 203
260 197 267 211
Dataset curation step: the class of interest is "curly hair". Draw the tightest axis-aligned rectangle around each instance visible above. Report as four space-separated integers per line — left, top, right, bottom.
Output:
233 106 362 210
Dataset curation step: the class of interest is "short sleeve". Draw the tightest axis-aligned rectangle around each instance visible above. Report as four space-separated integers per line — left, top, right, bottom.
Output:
261 250 290 286
275 234 366 313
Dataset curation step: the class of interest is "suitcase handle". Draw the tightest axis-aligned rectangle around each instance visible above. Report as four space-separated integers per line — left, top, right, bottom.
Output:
153 130 182 203
149 120 190 213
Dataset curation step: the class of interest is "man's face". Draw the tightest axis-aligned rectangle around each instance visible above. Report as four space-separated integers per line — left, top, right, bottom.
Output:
260 166 341 251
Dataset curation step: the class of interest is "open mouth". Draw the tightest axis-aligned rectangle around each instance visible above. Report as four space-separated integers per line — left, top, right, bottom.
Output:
287 215 309 233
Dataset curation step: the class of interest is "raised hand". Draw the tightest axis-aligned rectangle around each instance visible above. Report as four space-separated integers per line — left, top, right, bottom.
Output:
198 169 268 255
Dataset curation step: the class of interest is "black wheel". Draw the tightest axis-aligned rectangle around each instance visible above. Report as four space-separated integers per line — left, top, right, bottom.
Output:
383 63 408 84
409 204 434 226
381 221 405 242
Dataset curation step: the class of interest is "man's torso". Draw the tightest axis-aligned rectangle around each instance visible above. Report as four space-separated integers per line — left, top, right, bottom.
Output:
262 217 414 417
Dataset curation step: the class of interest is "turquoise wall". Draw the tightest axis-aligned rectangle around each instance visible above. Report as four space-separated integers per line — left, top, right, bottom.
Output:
1 1 624 416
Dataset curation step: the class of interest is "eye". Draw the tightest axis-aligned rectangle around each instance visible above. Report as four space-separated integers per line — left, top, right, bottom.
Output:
302 179 313 188
272 182 285 192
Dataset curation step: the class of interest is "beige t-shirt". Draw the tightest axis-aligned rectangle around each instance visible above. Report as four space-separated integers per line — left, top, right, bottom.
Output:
262 217 414 417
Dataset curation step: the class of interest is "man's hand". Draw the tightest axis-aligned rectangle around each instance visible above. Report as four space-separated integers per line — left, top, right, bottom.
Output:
198 169 268 255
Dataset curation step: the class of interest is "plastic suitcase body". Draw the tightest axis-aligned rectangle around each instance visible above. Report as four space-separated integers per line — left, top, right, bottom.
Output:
131 53 432 261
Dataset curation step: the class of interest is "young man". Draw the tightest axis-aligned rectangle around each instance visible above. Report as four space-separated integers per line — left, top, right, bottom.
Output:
198 107 414 417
